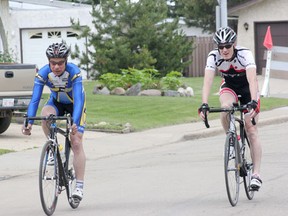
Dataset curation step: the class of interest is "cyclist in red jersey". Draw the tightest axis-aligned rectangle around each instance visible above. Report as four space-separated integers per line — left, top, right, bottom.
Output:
198 27 262 190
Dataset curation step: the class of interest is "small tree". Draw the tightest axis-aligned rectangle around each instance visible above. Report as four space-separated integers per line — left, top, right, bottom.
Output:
0 50 15 63
71 0 193 79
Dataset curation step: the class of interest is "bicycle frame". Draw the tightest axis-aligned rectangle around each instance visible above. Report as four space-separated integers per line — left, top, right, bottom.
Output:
227 108 243 167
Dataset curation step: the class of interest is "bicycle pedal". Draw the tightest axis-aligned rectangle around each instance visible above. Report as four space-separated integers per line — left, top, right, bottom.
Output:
250 186 259 191
57 187 63 196
72 197 81 204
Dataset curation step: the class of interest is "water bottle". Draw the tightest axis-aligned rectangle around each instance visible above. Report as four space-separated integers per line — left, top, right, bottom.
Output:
236 135 243 165
237 135 243 152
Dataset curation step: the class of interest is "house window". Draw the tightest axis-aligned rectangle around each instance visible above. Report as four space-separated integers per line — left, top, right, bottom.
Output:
48 31 61 38
30 32 43 39
67 31 79 38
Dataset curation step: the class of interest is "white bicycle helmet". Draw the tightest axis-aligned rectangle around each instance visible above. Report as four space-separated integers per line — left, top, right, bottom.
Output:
213 27 237 45
46 42 70 59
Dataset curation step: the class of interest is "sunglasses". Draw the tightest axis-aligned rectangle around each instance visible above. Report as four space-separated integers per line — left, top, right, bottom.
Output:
49 60 66 66
218 44 233 50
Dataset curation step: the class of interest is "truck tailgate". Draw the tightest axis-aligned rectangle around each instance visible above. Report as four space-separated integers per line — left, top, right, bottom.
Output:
0 64 36 94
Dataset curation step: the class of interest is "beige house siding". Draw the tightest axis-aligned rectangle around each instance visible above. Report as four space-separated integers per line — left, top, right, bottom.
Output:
229 0 288 55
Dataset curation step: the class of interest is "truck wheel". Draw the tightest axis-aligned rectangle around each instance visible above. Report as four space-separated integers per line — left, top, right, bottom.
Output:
0 112 12 134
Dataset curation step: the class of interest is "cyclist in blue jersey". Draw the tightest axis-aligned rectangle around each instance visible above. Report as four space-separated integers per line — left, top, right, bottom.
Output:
198 27 262 191
22 42 86 201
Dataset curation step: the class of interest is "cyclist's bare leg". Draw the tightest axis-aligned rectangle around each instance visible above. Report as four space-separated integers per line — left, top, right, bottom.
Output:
219 92 236 132
70 132 86 182
41 106 57 138
244 114 262 177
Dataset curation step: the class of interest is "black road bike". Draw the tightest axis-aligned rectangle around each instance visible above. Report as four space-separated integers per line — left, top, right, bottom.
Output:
202 103 256 206
24 114 80 216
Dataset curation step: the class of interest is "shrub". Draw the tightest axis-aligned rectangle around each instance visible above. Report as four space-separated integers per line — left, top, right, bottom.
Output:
160 71 183 90
0 50 15 63
99 68 183 91
99 73 126 90
121 68 160 89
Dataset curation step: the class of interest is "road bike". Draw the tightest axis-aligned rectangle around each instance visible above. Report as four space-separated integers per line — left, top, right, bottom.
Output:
24 114 80 216
202 102 255 206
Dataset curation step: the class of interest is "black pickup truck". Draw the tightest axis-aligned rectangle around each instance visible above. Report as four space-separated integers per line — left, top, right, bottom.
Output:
0 63 37 134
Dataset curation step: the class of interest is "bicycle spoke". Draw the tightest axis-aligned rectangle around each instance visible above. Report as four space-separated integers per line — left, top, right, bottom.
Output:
224 135 240 206
39 141 59 216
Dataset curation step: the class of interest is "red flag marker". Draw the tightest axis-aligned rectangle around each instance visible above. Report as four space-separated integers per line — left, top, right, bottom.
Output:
263 26 273 50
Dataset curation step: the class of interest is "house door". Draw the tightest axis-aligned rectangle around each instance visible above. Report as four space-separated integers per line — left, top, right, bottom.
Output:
255 21 288 75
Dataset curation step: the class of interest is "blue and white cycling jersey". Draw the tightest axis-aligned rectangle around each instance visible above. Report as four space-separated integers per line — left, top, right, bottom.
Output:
27 62 86 133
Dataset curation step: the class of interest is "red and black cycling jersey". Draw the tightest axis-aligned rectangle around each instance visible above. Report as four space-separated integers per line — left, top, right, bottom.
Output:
205 46 256 90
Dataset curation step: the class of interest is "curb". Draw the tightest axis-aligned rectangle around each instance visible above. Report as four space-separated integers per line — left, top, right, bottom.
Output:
182 115 288 141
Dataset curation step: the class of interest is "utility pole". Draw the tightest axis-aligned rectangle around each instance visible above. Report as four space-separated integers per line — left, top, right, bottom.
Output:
216 0 227 30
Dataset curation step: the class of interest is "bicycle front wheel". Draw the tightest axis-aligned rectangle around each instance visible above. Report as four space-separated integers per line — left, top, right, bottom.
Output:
39 141 59 216
242 134 254 200
224 133 240 206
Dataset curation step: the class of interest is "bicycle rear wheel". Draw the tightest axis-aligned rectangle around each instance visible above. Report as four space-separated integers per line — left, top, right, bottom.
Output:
67 167 80 209
39 141 59 216
224 133 240 206
242 134 254 200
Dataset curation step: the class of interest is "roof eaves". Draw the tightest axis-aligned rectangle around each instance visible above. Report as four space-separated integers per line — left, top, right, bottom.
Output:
9 0 91 9
228 0 265 16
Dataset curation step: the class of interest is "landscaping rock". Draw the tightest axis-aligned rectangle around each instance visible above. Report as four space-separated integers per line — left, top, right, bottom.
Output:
177 87 186 96
138 89 162 96
185 87 194 97
126 83 142 96
177 86 194 97
162 90 180 97
93 85 110 95
111 87 126 95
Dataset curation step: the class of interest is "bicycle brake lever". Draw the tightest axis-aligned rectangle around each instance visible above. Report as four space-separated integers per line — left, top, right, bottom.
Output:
204 111 210 128
23 114 28 128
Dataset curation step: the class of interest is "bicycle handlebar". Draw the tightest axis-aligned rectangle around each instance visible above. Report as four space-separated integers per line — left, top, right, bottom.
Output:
203 104 256 128
23 114 73 129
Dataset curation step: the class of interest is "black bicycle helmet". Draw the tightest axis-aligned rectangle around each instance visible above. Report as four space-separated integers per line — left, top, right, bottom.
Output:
213 27 237 45
46 42 70 59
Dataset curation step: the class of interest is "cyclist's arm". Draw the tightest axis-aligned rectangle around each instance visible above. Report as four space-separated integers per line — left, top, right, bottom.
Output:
71 74 84 129
26 80 45 124
246 66 259 119
202 68 215 104
246 67 258 101
22 78 44 135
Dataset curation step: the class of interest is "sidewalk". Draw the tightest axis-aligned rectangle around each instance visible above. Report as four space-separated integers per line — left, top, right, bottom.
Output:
258 75 288 99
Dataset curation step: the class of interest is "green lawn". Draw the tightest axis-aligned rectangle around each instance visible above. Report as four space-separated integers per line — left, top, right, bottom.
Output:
0 149 14 155
83 76 288 131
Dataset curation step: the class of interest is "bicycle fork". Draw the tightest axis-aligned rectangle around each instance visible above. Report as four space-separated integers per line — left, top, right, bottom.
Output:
228 114 243 170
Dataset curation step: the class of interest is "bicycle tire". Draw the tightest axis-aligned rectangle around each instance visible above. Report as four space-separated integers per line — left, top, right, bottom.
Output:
39 141 59 216
224 133 240 206
64 145 80 209
242 133 254 200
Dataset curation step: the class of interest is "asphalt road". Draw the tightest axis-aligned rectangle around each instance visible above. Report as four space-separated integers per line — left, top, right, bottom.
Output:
0 120 288 216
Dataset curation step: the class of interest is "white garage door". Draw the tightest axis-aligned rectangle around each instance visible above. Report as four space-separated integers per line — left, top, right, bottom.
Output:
21 27 88 79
